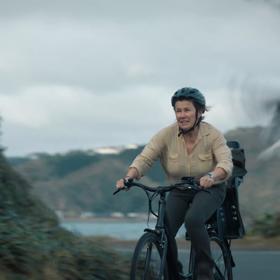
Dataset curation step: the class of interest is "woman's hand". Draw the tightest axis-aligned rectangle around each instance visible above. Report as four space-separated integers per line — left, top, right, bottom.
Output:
116 167 139 190
199 173 215 188
116 178 126 190
116 176 133 190
200 167 228 188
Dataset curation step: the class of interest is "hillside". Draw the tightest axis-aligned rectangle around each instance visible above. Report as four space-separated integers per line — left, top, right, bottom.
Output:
8 126 280 226
0 150 129 279
9 146 165 215
225 126 280 223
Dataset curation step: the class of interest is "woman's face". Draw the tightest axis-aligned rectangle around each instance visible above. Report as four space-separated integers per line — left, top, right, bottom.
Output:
174 100 201 131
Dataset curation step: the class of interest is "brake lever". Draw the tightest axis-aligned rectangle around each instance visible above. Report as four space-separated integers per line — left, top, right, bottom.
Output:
113 183 131 195
113 188 121 195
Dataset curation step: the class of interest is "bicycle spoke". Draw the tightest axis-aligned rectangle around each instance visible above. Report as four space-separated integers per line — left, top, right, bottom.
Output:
213 263 224 280
142 243 153 279
213 254 225 276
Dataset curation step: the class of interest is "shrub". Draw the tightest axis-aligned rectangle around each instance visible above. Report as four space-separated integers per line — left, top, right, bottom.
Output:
250 212 280 237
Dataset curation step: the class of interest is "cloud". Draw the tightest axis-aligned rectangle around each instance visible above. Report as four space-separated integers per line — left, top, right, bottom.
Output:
227 77 280 125
0 84 174 154
0 0 253 21
1 0 279 95
0 0 280 155
1 82 265 155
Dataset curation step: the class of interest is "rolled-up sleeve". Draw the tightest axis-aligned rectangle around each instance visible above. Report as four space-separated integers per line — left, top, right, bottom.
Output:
212 133 233 179
129 131 165 179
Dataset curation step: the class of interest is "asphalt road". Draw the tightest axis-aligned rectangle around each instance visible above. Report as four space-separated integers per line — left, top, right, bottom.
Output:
118 245 280 279
177 250 280 280
231 250 280 279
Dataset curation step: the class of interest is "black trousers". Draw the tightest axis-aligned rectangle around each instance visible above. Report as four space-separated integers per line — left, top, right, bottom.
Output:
165 184 226 280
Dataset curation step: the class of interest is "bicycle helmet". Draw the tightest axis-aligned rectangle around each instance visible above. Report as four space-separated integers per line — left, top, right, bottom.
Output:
171 87 206 108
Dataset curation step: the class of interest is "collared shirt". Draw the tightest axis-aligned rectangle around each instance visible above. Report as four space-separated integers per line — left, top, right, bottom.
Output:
129 122 233 182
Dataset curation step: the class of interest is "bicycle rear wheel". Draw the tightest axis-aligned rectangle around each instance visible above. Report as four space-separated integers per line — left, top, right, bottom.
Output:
210 237 233 280
185 237 233 280
130 232 168 280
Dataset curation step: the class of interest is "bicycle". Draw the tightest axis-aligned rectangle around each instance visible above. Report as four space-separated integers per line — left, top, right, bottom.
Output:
114 177 234 280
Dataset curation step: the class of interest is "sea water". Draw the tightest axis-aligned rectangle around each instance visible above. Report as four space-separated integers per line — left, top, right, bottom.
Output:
61 220 186 240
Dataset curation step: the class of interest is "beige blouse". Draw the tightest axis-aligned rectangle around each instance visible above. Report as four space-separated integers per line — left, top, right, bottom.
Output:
129 122 233 182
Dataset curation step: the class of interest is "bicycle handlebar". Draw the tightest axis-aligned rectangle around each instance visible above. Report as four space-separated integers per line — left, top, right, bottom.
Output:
113 177 209 195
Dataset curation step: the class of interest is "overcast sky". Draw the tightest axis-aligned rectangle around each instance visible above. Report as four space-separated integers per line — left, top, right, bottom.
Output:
0 0 280 156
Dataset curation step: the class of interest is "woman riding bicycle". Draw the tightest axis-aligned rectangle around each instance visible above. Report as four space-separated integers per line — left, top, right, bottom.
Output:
116 87 233 280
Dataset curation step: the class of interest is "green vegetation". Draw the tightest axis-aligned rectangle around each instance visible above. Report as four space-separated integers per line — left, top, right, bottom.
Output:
250 212 280 238
0 152 130 279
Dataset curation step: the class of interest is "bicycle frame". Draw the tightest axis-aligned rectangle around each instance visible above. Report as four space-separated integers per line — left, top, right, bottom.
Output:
114 178 233 280
144 191 169 279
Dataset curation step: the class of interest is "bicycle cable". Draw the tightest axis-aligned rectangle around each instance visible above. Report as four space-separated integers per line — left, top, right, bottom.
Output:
146 190 160 228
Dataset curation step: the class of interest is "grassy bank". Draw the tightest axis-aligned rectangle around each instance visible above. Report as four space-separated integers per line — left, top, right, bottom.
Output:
0 152 130 279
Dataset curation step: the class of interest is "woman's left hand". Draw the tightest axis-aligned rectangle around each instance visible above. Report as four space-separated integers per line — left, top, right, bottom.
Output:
199 174 215 188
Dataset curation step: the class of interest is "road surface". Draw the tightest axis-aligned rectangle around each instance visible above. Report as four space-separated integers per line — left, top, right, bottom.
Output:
177 250 280 279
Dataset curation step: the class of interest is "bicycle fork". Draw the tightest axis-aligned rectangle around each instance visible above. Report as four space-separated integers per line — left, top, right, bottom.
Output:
155 192 169 279
158 233 168 280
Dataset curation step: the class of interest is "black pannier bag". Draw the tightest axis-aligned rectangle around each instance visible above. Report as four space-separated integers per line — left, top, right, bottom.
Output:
226 140 247 187
216 140 247 239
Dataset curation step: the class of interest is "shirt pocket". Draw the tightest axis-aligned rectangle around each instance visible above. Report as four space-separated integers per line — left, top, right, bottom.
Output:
198 153 214 174
198 153 213 161
168 153 179 161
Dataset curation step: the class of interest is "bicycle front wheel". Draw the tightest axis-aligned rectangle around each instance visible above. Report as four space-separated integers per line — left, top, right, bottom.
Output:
210 236 233 280
130 232 168 280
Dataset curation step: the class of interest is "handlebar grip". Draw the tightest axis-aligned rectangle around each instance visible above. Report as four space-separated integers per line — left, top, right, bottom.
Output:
113 178 133 195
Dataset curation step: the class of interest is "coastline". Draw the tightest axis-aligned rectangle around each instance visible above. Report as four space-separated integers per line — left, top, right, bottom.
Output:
60 216 155 223
60 218 280 251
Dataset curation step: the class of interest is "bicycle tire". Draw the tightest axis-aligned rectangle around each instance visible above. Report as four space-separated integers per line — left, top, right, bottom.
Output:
186 237 233 280
130 232 169 280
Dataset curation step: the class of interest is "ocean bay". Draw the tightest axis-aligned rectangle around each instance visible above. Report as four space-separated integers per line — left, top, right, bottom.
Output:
61 218 186 240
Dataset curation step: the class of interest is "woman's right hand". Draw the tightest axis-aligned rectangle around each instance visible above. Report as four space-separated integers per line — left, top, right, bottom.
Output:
115 168 138 190
115 178 126 190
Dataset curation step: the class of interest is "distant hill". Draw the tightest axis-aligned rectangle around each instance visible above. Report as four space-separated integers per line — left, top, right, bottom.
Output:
8 126 280 226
